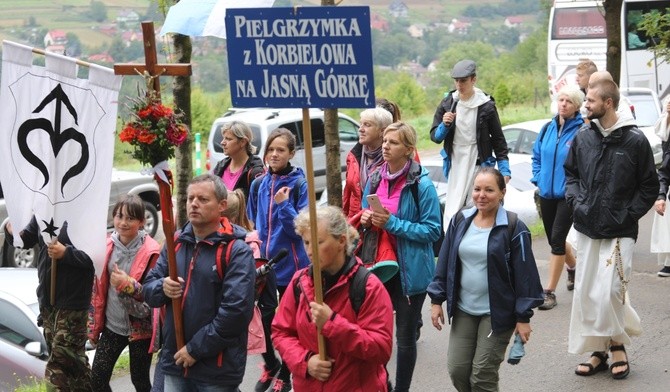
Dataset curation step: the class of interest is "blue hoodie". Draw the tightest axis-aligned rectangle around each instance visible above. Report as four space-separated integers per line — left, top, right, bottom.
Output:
247 165 310 287
531 113 583 199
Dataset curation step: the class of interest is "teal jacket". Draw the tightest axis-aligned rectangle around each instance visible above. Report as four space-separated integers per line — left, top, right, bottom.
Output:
362 161 442 296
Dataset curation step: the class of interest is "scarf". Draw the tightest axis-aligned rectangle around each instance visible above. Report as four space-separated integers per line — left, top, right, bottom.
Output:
360 145 384 188
380 159 411 182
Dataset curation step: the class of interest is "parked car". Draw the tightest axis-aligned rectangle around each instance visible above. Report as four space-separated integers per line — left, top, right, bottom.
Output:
0 268 45 390
0 268 96 390
621 87 663 165
206 108 360 193
1 169 160 268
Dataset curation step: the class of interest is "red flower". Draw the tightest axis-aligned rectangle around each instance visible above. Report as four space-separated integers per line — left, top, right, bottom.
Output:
119 92 189 167
119 124 139 142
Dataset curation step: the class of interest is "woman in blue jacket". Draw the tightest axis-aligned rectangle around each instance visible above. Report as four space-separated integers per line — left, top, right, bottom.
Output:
531 86 584 310
246 127 309 392
361 122 442 392
428 167 543 392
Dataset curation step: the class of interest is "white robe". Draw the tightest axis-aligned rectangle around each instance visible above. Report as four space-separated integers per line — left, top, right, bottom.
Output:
651 96 670 265
568 233 641 354
442 89 490 225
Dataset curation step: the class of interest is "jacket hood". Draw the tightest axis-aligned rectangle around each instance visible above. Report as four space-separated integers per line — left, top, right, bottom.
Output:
245 230 261 245
179 217 248 244
454 87 491 108
592 114 637 137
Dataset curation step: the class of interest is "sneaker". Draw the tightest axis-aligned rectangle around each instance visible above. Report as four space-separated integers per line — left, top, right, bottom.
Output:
566 268 576 291
658 266 670 277
538 291 557 310
255 364 279 392
271 378 292 392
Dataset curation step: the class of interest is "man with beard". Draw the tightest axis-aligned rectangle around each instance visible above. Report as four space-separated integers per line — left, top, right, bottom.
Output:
564 79 658 380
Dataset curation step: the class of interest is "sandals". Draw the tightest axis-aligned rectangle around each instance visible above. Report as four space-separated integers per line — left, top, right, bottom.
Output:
609 345 630 380
575 351 609 376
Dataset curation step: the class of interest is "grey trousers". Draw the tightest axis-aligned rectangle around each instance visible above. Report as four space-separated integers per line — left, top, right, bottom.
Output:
447 308 514 392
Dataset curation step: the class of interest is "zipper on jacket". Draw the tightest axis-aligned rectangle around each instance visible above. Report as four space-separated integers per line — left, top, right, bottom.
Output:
550 127 561 198
291 242 300 273
181 244 202 308
265 175 277 257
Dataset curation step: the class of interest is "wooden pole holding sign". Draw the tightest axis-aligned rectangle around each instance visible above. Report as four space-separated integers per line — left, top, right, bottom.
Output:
301 108 328 359
114 21 192 350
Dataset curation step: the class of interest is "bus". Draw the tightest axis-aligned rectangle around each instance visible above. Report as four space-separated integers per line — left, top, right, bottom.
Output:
548 0 670 100
621 0 670 99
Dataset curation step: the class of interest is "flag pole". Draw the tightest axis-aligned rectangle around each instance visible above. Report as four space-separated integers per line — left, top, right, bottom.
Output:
301 108 327 359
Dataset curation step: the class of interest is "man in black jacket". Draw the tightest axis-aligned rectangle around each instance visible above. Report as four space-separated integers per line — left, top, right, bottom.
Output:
564 79 658 380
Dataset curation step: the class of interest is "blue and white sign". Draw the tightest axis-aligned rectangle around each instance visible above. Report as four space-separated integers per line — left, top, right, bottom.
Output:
225 6 375 108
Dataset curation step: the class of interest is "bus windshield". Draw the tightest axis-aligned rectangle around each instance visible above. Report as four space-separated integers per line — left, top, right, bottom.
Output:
551 7 607 40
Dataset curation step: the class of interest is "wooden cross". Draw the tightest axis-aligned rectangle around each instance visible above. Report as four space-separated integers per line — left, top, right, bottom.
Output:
114 21 192 99
114 21 192 350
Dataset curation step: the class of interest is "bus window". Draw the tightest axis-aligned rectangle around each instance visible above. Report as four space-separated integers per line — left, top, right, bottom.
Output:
551 7 606 40
626 1 670 50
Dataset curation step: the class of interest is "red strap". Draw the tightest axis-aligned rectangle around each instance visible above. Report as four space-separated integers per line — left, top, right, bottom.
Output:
215 239 236 280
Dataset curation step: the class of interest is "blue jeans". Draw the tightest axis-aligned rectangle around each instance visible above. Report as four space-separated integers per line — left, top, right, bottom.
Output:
164 374 240 392
387 275 426 392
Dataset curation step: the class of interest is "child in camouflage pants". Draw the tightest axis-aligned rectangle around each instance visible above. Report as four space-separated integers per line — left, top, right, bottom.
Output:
7 217 94 391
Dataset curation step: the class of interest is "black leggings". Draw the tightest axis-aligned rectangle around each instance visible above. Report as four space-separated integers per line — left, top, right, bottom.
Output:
539 197 573 255
91 328 152 392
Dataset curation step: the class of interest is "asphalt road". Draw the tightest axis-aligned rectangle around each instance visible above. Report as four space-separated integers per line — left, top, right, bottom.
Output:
112 208 670 391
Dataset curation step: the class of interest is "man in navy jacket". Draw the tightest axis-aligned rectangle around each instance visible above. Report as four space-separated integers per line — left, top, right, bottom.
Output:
144 174 255 391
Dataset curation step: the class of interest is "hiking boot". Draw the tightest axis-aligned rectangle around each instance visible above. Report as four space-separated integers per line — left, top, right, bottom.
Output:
271 378 292 392
538 291 557 310
255 364 279 392
566 268 576 291
658 266 670 277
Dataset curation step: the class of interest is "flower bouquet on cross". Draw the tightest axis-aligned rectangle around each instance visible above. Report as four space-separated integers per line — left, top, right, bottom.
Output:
119 88 189 184
118 86 190 349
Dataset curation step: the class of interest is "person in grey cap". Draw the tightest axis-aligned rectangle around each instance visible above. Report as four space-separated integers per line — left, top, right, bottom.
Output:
429 59 510 228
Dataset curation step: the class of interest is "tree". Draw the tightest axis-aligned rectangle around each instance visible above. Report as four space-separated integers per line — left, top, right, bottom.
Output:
378 72 428 118
493 82 512 110
65 33 82 57
171 32 193 227
638 8 670 64
88 1 107 23
603 0 623 84
322 0 342 208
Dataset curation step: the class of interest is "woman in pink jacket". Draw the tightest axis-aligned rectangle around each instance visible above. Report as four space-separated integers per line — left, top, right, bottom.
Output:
272 205 394 391
88 195 160 391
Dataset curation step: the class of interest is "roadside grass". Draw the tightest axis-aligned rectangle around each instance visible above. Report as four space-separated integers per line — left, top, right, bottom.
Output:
529 219 546 239
14 351 132 392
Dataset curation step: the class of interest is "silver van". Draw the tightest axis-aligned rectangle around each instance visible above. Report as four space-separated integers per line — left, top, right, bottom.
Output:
206 108 360 193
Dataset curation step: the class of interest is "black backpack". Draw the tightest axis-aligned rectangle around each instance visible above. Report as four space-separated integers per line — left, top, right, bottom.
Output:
292 264 370 316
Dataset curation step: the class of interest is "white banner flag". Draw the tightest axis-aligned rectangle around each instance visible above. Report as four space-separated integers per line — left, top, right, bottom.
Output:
0 41 121 276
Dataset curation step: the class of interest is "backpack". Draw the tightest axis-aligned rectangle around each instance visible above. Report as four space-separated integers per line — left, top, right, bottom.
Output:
174 236 265 353
409 181 444 257
536 121 551 145
174 234 235 280
250 175 305 206
293 263 370 316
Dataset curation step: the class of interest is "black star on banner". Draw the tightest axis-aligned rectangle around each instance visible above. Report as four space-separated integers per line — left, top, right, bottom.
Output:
41 218 59 239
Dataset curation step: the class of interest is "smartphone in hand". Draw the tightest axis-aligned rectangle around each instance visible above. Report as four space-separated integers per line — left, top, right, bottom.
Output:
366 194 385 214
